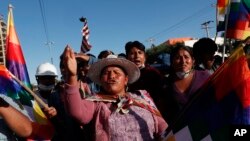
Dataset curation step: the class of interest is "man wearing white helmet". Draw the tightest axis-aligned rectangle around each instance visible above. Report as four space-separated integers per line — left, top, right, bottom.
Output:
35 62 85 141
36 62 58 98
35 62 58 122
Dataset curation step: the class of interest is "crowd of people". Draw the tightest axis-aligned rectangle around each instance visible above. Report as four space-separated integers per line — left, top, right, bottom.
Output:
0 37 249 140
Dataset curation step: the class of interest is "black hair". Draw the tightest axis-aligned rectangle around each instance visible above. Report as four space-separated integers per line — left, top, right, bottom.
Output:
167 45 194 80
98 50 114 59
170 44 193 64
125 41 145 55
118 53 126 58
193 38 218 60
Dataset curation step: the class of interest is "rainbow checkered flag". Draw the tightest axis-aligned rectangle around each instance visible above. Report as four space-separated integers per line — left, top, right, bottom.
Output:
217 0 229 32
3 5 54 140
80 17 92 53
163 46 250 141
226 0 250 40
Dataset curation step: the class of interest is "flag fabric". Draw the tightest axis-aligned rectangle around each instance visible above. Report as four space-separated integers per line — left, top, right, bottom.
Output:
80 17 92 53
0 65 54 140
0 65 22 98
217 0 229 32
5 5 33 106
163 46 250 141
4 5 54 140
226 0 250 40
26 100 54 141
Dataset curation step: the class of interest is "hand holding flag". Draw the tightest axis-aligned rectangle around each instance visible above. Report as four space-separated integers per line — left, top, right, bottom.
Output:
4 5 54 140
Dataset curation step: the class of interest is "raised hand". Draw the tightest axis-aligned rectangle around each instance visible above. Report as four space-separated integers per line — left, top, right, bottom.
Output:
62 45 78 85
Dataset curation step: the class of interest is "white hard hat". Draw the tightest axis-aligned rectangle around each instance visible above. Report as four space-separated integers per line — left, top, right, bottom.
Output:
36 62 58 76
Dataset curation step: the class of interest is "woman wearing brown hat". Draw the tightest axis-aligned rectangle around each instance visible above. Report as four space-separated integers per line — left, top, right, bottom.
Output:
61 45 167 141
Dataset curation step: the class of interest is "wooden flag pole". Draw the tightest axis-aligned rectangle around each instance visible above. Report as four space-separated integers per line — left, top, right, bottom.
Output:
8 71 49 109
222 0 232 63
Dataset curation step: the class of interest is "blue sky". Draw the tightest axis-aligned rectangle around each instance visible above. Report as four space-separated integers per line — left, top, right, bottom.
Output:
0 0 216 84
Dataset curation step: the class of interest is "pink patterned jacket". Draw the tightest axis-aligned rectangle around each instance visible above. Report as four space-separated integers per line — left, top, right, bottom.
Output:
63 84 168 141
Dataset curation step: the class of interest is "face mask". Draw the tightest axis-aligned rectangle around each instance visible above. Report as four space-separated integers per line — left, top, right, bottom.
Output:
175 70 192 79
38 84 55 91
139 64 145 69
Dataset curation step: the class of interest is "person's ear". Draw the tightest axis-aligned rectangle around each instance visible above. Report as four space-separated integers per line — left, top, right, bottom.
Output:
125 75 129 85
192 58 195 65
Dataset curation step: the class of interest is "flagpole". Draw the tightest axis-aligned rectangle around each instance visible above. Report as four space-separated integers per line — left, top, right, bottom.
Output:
215 2 219 41
222 0 231 62
8 71 49 109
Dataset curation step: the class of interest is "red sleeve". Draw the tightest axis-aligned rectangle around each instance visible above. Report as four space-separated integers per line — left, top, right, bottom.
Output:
27 122 54 140
64 83 96 124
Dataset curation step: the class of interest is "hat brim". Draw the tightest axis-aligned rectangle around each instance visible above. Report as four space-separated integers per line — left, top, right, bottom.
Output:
87 58 140 85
